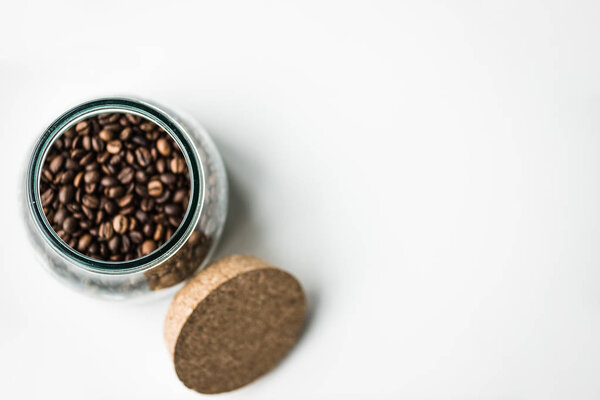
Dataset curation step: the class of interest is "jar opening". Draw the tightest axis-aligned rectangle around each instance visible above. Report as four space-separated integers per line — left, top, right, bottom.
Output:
27 98 204 275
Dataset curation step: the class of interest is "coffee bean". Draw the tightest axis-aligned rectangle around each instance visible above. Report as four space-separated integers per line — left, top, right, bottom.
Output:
100 176 119 187
135 147 151 167
120 234 131 253
165 203 182 216
62 216 78 233
108 235 120 253
106 185 125 199
77 234 92 251
117 193 134 208
98 221 114 240
147 180 163 197
49 155 64 173
79 152 95 166
141 239 157 255
41 188 55 207
120 127 132 141
156 158 166 173
126 114 141 124
113 214 129 234
117 166 134 184
58 185 74 204
156 138 172 156
54 207 68 225
75 121 90 135
130 230 144 244
106 140 122 154
170 157 186 173
160 173 176 185
84 170 100 184
82 194 100 209
98 129 113 142
173 189 188 203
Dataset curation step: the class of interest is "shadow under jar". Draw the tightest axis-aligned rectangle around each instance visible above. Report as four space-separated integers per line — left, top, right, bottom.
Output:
25 98 228 300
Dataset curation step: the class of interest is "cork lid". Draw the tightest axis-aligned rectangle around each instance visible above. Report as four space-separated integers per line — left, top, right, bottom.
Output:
164 255 306 394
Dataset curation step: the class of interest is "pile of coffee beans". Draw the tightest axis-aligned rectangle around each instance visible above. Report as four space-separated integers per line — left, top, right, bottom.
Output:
39 113 191 262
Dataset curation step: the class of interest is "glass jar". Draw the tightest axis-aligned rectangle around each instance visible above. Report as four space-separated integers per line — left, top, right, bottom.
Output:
24 98 228 300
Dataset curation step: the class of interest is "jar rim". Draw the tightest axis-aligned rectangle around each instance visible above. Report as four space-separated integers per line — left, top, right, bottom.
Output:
26 97 204 275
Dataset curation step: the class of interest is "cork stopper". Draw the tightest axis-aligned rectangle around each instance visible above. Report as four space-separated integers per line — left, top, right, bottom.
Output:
164 255 306 394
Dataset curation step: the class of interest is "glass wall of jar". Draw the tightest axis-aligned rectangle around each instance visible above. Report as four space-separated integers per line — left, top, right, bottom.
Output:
24 98 228 300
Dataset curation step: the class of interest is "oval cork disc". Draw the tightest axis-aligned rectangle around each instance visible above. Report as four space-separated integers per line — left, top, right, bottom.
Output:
164 255 306 394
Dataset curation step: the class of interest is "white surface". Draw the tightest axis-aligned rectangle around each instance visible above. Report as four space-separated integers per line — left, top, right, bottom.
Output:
1 0 600 398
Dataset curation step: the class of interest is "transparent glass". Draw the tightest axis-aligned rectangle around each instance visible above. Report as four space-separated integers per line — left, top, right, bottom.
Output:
24 98 228 300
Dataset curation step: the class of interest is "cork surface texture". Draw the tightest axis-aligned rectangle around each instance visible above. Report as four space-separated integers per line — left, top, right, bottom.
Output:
164 255 306 394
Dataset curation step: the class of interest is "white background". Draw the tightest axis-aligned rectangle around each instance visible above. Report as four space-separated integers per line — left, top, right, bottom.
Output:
1 0 600 398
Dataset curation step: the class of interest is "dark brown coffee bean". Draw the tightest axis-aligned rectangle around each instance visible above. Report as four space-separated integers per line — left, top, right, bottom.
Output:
165 203 182 216
41 188 55 207
82 135 91 151
129 231 144 244
108 235 120 253
106 140 122 154
153 224 164 241
117 193 134 208
128 216 137 231
58 185 74 204
135 183 148 197
156 158 166 173
77 234 92 251
120 127 132 140
135 147 151 166
53 207 68 225
84 183 97 194
156 138 171 156
100 176 119 187
160 173 176 185
79 152 95 166
117 166 134 184
49 155 64 173
147 180 163 197
81 205 94 221
65 158 79 170
103 200 117 214
126 114 141 124
120 234 131 253
140 197 154 212
120 205 135 215
75 121 90 135
98 221 114 240
106 185 125 199
98 130 113 142
84 170 100 184
168 216 182 227
92 137 104 152
155 189 171 204
97 151 110 164
141 239 157 255
112 214 128 234
139 122 154 132
142 222 154 237
79 220 92 230
62 216 78 233
135 210 148 223
170 157 186 173
173 189 188 203
132 135 148 147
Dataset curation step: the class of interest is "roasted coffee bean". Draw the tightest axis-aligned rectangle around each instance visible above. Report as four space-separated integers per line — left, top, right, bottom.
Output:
77 234 92 251
141 239 157 255
84 170 100 184
117 166 134 184
81 194 99 209
58 185 74 204
156 138 171 156
49 155 64 173
106 185 125 199
106 140 122 154
75 121 90 135
98 221 114 240
62 216 78 233
99 130 113 142
117 193 134 208
170 157 186 173
39 112 191 261
130 231 144 244
160 173 176 185
147 180 163 197
135 147 151 167
113 214 129 234
164 203 182 216
100 176 119 187
108 235 120 253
